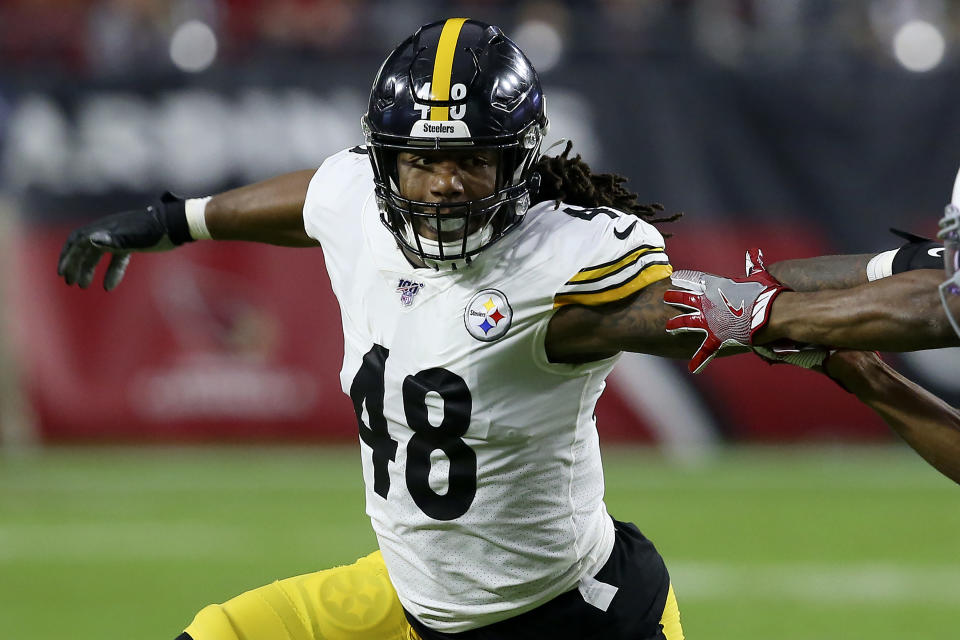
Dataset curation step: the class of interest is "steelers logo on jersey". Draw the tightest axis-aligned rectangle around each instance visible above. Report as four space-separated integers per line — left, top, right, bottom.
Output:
464 289 513 342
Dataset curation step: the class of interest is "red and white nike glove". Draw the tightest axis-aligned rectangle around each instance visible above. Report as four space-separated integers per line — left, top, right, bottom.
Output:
738 250 831 371
664 248 787 373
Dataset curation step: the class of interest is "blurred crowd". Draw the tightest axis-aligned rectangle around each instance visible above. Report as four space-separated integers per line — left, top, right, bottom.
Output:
2 0 959 76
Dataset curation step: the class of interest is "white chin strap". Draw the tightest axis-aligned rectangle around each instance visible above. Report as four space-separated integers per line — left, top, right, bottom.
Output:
402 222 494 270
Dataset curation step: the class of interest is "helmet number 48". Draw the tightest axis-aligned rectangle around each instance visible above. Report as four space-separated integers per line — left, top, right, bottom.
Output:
414 83 468 121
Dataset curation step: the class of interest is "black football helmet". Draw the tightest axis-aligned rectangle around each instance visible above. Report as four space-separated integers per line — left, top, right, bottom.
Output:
362 18 549 268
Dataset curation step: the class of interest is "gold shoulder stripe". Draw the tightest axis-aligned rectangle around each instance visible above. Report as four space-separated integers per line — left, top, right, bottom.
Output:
554 263 673 307
562 259 671 296
568 245 664 284
575 244 658 274
430 18 468 121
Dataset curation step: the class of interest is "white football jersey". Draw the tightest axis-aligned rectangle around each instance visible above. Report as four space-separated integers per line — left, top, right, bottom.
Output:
302 148 673 632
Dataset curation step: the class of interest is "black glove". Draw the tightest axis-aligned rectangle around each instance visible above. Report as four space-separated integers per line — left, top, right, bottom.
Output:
889 227 944 273
57 192 191 290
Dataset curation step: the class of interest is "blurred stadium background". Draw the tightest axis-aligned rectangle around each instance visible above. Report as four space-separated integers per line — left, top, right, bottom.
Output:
1 0 959 638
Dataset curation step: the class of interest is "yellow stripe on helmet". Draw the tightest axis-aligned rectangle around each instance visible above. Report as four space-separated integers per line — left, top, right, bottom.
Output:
430 18 468 121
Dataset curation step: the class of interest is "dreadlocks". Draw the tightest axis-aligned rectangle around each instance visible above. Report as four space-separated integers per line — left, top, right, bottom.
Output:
532 141 681 232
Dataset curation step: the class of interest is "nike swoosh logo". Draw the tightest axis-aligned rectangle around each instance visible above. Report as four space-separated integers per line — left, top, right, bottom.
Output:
929 247 945 258
614 221 637 240
718 288 745 317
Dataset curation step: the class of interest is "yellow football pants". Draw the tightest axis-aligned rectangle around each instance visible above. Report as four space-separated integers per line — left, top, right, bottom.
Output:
184 550 683 640
661 583 684 640
185 551 417 640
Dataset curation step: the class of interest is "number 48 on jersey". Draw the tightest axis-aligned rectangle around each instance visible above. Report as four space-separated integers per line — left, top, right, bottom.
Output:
350 344 478 521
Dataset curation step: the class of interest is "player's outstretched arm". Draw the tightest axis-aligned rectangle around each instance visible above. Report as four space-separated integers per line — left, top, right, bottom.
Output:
546 250 846 365
58 170 318 290
546 277 720 363
200 170 318 245
823 350 960 486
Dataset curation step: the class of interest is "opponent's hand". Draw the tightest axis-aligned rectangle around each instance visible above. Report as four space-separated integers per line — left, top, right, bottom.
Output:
664 248 788 373
57 192 190 290
752 342 831 371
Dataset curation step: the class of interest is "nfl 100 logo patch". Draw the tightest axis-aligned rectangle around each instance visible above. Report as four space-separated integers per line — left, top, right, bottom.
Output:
464 289 513 342
397 278 425 307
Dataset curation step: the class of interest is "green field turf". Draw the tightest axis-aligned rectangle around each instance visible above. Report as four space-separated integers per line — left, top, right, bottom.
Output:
1 445 958 640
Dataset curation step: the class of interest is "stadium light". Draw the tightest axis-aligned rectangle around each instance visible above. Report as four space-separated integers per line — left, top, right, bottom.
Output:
892 19 946 72
170 20 218 73
513 19 564 74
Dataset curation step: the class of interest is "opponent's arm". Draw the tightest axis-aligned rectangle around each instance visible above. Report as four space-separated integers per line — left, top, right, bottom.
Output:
767 254 872 291
767 229 941 292
823 350 960 485
58 170 318 290
759 269 957 351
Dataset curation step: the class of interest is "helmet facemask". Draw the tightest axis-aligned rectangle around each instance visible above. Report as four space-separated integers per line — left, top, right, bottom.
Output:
938 201 960 337
365 119 544 269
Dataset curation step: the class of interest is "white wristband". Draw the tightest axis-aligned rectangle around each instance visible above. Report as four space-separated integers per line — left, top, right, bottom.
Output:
185 196 213 240
866 248 897 281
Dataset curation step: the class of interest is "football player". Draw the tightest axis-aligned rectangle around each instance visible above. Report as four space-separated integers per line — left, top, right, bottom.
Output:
57 18 957 640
